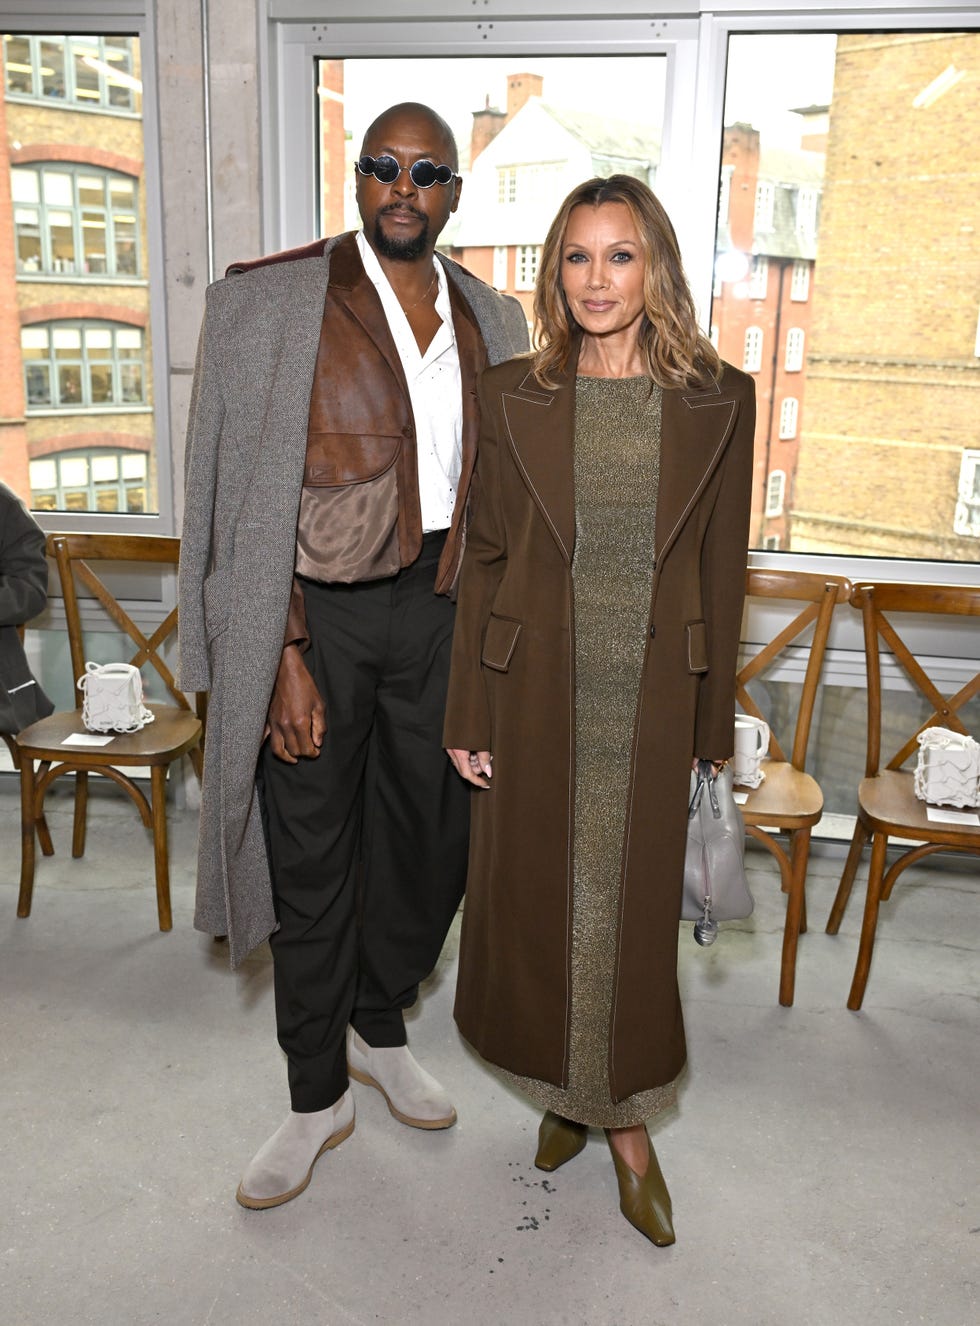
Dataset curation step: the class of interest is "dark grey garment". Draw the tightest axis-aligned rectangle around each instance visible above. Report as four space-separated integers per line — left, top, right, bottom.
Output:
0 482 53 734
500 375 676 1127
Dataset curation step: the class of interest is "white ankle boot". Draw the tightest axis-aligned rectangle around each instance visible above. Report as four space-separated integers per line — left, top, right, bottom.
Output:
347 1028 457 1129
236 1089 355 1210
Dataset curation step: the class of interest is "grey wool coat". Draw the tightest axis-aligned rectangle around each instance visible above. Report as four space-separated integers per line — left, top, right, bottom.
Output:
178 234 528 966
443 351 755 1100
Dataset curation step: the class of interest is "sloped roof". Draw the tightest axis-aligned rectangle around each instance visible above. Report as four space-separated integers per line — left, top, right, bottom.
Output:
759 146 824 186
541 102 661 171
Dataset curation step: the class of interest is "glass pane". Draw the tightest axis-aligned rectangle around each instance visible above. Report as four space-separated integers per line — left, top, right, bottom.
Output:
712 30 980 564
4 34 34 95
91 454 119 481
315 54 666 330
60 456 88 486
1 33 155 512
121 452 147 479
125 485 146 513
29 458 57 489
39 39 66 100
96 488 120 511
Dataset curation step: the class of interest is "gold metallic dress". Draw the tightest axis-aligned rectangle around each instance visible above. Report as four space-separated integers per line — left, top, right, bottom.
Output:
500 375 676 1128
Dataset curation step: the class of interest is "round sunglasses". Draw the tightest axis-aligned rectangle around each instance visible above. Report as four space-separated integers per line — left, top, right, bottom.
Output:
355 154 459 189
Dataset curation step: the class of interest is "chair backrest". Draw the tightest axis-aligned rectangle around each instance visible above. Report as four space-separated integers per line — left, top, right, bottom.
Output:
738 569 853 770
851 581 980 777
46 532 190 713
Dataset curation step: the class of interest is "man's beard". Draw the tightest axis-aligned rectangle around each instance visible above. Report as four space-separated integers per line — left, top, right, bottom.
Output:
371 208 431 261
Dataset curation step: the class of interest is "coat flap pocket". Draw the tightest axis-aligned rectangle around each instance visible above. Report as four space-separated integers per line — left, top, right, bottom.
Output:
304 432 401 487
481 614 522 673
686 619 709 673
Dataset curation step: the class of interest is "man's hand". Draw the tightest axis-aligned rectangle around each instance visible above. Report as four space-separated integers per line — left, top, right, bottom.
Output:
446 748 492 788
265 644 326 764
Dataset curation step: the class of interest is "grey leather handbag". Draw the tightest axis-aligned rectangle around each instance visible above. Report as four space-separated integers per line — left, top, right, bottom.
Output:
682 759 754 946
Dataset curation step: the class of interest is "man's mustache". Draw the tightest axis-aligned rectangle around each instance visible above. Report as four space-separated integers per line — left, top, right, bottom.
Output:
379 203 426 220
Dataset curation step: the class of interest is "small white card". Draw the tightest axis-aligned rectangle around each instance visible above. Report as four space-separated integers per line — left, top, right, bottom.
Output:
926 805 980 826
733 791 749 805
62 733 114 747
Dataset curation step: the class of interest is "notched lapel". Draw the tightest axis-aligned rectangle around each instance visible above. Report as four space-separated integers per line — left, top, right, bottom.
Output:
502 369 576 563
656 379 740 563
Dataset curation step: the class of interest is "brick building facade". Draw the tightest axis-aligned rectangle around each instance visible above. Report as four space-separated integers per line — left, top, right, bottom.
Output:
0 33 154 513
791 31 980 559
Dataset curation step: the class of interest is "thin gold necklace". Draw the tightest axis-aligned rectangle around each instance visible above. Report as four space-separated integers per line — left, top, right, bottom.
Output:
399 269 437 312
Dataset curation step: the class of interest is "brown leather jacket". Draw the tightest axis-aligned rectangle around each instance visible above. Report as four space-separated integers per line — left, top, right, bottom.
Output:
267 234 488 646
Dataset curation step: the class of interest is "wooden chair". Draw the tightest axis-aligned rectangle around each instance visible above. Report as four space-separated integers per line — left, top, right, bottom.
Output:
1 626 54 858
14 534 203 931
737 568 852 1006
825 581 980 1009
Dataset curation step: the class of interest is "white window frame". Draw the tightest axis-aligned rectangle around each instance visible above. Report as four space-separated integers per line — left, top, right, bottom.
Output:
785 326 805 372
3 0 172 539
766 470 786 517
779 396 799 440
754 180 775 232
259 1 979 619
954 449 980 538
748 254 768 300
790 259 810 302
796 186 819 236
743 325 763 373
515 243 540 291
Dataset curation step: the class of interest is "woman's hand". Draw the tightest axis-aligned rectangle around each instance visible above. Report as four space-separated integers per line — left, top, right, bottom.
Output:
447 748 493 788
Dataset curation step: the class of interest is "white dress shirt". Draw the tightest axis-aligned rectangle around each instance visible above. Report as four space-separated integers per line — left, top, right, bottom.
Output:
356 231 463 532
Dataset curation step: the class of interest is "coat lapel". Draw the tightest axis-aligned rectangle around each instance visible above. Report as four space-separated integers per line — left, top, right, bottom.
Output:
656 377 741 565
326 233 412 403
501 365 576 564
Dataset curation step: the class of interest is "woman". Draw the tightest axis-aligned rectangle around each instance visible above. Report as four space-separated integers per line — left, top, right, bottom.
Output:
444 175 754 1247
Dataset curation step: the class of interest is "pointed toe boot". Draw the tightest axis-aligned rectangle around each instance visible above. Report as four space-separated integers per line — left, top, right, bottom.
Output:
606 1130 675 1247
534 1111 589 1171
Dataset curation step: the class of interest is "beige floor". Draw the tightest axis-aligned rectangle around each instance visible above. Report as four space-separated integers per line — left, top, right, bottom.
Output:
1 775 977 1326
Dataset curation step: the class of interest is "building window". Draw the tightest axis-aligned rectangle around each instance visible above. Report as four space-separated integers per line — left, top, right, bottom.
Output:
754 181 775 233
785 327 805 372
954 449 980 537
21 322 146 409
492 245 508 290
790 260 810 302
743 326 763 374
515 244 540 291
779 397 799 440
29 449 148 513
765 470 786 517
3 34 140 113
762 534 781 550
748 255 768 300
796 186 819 236
12 165 140 277
497 167 518 204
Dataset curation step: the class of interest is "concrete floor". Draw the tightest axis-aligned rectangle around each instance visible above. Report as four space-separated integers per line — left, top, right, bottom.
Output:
1 776 977 1326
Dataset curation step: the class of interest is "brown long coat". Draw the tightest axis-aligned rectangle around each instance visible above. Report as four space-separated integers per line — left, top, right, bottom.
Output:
443 350 755 1102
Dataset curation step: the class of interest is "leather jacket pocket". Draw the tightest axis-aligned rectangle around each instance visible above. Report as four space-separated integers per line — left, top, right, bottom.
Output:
304 432 401 487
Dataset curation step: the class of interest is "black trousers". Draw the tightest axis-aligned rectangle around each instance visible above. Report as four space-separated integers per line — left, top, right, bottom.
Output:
258 533 469 1112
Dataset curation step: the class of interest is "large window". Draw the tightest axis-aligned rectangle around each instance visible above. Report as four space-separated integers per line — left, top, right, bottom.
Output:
1 28 158 518
12 165 140 277
29 449 148 513
3 34 140 113
22 322 145 410
711 28 980 563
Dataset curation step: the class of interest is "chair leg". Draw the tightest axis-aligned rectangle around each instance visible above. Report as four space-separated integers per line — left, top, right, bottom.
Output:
17 757 37 918
779 827 811 1007
35 759 54 856
847 831 888 1011
150 765 173 932
825 820 869 935
72 770 89 858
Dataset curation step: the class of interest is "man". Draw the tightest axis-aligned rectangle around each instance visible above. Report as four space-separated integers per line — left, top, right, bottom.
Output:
178 103 528 1210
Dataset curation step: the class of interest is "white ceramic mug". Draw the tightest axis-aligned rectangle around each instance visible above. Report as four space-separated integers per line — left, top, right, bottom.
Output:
733 715 770 787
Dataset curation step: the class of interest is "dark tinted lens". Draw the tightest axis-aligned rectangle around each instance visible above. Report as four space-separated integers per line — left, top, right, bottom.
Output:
408 160 438 188
370 155 400 183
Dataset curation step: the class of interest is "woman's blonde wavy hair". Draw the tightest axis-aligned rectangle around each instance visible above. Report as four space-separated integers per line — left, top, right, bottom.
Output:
532 174 720 391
